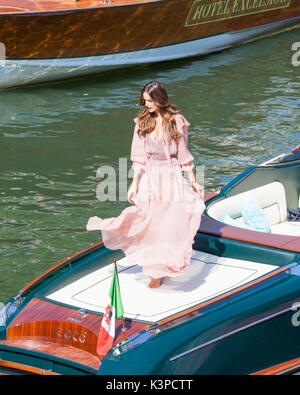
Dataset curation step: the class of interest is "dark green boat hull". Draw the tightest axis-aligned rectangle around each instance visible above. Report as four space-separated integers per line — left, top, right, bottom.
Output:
1 146 300 375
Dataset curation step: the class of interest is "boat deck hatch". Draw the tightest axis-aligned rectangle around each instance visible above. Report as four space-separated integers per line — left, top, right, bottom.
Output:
44 251 278 323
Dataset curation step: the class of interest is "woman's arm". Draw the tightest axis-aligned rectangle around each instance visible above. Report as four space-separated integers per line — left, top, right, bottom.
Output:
128 119 145 203
186 168 204 198
130 119 145 183
132 166 142 184
176 114 204 197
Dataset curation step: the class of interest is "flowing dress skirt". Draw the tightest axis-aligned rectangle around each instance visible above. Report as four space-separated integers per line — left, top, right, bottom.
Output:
87 154 205 279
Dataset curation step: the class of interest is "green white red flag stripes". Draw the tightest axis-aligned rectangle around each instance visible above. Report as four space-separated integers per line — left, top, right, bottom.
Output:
96 266 124 356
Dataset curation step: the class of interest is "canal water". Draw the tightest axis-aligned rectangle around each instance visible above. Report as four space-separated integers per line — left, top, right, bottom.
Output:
0 28 299 302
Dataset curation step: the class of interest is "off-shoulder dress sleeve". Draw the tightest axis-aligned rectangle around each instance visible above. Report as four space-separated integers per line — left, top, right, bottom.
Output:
130 118 145 172
175 114 195 172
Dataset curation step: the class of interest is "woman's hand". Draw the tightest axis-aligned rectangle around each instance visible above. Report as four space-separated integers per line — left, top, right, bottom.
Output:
127 181 138 204
192 182 204 199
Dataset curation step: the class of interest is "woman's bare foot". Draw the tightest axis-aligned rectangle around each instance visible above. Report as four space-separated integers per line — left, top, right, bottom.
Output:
148 277 162 288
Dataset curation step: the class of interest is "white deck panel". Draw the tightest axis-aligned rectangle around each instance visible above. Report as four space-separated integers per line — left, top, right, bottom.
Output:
45 251 279 323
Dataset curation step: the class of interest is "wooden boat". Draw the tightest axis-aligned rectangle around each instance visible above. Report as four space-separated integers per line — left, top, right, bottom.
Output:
1 144 300 375
0 0 300 88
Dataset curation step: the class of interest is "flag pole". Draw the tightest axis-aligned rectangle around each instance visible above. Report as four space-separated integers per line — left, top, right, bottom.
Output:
113 258 127 333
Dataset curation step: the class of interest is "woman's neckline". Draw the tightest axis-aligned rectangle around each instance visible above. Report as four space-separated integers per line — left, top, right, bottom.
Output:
149 129 163 143
149 118 164 143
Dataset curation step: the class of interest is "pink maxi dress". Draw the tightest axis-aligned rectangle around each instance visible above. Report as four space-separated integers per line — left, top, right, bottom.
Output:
86 114 206 279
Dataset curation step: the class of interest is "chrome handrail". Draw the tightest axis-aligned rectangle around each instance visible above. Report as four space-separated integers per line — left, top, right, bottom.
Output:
170 305 294 362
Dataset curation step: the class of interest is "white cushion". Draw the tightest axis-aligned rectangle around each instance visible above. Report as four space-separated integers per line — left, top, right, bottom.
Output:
207 181 287 226
271 221 300 236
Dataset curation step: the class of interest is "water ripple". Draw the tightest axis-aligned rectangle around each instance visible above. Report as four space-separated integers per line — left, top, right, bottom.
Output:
1 28 300 301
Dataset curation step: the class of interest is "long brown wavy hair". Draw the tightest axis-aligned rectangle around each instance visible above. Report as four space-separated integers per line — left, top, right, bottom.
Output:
136 81 182 143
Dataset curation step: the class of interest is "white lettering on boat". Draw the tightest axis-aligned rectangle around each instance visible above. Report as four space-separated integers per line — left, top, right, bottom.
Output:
186 0 291 26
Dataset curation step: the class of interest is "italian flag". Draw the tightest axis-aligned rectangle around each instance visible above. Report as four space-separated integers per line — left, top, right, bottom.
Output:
96 267 124 356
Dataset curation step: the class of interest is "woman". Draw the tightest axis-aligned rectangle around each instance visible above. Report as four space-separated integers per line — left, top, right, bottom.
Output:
87 81 205 288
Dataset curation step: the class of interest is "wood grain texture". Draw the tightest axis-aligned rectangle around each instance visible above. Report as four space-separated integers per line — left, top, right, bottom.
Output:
251 357 300 375
0 358 60 375
6 298 151 368
0 0 299 59
0 339 101 371
0 0 153 13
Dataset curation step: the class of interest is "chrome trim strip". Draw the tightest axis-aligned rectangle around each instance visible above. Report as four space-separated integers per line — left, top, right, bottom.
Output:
276 364 300 375
170 306 293 362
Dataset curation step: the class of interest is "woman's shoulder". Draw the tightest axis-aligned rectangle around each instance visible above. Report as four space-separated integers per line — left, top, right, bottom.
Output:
173 113 190 133
133 117 140 131
133 117 145 140
172 112 190 124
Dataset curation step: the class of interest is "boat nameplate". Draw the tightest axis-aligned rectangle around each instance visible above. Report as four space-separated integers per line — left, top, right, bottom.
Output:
186 0 291 27
56 328 87 344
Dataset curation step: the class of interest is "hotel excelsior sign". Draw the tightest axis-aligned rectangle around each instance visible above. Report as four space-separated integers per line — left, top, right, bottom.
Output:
186 0 291 26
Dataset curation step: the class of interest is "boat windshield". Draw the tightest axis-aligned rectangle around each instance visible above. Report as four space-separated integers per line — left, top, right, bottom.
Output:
263 146 300 166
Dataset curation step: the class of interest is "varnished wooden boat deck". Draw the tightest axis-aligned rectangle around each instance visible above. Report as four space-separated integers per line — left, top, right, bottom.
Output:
5 297 151 366
0 339 101 371
0 0 156 13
